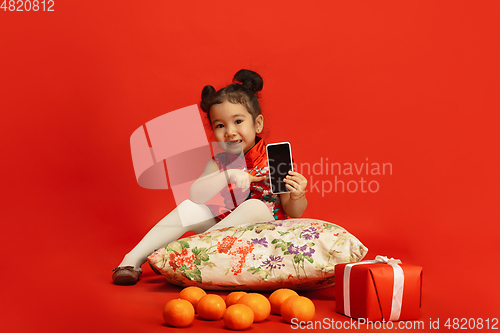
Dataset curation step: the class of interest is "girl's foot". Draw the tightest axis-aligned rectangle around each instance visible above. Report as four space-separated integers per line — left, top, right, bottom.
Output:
112 266 142 285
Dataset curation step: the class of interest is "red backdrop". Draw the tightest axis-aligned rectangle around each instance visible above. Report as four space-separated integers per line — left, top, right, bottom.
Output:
1 1 498 332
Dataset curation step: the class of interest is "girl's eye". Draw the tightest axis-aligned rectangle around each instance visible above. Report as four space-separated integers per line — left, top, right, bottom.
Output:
215 124 224 129
235 119 243 124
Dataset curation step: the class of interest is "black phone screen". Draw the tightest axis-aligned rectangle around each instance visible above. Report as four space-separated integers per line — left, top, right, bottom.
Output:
266 142 293 194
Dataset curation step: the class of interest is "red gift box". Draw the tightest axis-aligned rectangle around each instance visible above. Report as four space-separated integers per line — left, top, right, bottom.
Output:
335 256 423 321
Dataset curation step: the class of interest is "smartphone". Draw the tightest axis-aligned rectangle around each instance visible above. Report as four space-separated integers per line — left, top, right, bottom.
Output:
266 142 293 194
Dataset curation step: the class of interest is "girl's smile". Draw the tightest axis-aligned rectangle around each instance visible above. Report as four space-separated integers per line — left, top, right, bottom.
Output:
210 101 263 154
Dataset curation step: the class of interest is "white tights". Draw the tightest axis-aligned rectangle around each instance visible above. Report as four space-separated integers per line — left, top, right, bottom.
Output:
118 199 274 269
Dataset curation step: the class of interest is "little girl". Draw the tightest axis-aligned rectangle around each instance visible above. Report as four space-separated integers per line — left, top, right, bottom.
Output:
112 69 308 285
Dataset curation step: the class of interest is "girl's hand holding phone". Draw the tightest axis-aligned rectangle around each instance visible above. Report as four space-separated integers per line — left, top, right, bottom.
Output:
228 169 266 191
284 171 308 199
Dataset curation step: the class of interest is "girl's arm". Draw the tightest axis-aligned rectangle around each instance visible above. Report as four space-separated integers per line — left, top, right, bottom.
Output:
280 171 308 218
189 159 266 204
189 159 226 204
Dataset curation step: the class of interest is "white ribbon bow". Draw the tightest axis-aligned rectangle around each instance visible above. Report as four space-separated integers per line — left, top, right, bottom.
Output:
343 255 405 321
375 255 402 266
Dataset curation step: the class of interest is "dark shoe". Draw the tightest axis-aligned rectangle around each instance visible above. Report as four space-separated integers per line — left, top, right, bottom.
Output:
112 266 142 285
149 262 162 275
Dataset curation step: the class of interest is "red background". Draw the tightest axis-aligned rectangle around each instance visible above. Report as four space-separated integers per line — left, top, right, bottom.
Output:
1 1 498 332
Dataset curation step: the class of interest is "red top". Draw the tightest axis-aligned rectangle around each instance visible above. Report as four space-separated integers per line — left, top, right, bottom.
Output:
207 137 287 220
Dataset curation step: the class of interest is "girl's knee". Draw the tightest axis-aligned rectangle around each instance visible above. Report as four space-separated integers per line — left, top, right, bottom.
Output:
177 200 215 227
239 199 273 217
177 199 201 209
240 198 268 209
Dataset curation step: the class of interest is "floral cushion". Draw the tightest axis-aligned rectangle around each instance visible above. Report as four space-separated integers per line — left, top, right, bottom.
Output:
147 218 368 291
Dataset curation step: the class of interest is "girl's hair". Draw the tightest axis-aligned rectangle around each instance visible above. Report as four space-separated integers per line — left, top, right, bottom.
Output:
201 69 263 124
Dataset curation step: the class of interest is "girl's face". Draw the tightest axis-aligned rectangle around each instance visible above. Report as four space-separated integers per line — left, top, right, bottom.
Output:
210 101 263 154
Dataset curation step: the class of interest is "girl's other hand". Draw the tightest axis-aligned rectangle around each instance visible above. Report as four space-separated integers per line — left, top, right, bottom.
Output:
228 169 266 191
284 171 308 199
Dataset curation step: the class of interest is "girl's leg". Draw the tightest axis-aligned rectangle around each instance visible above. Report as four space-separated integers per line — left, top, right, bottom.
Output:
205 199 274 232
114 200 216 284
113 199 272 285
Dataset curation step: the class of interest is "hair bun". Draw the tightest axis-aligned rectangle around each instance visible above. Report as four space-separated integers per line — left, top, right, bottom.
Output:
201 85 216 113
233 69 263 94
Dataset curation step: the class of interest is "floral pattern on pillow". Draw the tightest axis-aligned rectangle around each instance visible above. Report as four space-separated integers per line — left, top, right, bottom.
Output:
147 218 368 291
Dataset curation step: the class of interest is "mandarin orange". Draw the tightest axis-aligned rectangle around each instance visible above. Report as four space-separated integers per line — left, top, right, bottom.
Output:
179 286 207 309
196 294 226 320
223 304 254 330
163 298 195 327
269 288 298 315
237 293 271 322
225 291 247 307
280 295 315 323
